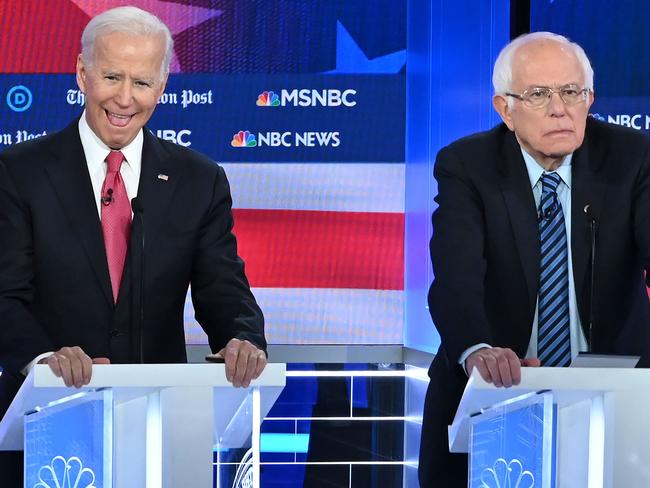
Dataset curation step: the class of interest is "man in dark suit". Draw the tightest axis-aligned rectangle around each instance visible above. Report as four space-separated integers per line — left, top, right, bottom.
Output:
419 32 650 486
0 7 266 485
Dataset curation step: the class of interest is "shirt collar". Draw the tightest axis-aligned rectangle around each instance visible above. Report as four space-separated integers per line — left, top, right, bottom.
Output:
78 110 143 174
520 147 572 190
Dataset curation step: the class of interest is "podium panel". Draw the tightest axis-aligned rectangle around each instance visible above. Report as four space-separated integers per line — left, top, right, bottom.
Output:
469 392 555 488
448 368 650 487
214 388 261 488
25 389 113 488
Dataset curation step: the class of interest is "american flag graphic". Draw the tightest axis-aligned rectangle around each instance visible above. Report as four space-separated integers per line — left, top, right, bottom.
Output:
185 163 405 344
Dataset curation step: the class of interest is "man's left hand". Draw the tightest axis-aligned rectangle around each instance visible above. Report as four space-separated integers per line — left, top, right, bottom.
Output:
214 338 267 388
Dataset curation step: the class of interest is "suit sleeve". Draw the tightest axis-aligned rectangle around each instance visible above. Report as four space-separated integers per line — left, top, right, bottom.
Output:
0 159 56 376
190 165 266 354
428 145 494 363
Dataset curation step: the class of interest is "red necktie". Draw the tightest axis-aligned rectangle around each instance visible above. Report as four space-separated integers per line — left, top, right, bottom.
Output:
101 150 132 303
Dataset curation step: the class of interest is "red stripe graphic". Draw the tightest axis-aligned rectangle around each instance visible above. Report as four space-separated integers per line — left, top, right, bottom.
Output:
233 209 404 290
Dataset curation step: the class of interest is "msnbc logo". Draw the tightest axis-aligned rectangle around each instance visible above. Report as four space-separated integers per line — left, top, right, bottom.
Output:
231 130 257 147
256 89 356 107
256 90 280 107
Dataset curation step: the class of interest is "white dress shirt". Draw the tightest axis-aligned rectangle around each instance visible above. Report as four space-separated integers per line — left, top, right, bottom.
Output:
78 110 143 212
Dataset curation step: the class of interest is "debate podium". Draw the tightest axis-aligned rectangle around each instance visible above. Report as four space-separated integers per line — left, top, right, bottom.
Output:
0 363 286 488
449 367 650 487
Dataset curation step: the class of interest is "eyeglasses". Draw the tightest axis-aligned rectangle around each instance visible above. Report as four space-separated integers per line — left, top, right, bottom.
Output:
505 84 591 109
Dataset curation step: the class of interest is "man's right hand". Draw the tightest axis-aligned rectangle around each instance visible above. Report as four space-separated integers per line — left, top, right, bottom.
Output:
465 347 540 387
38 346 110 388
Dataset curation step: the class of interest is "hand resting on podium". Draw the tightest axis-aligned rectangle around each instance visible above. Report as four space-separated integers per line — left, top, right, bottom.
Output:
37 346 110 388
465 347 540 388
207 337 267 388
36 338 267 389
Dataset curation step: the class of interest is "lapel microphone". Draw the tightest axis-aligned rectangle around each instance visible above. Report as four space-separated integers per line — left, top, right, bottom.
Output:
538 199 557 222
101 188 113 206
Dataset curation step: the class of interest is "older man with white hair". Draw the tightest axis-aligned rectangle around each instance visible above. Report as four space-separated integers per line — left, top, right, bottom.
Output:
0 7 266 485
419 32 650 486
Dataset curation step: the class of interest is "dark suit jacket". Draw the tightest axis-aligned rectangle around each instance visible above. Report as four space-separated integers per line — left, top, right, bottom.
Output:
420 117 650 487
0 120 265 415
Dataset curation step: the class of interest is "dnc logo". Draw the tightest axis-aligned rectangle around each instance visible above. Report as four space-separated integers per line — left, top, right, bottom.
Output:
231 130 257 147
256 90 280 107
6 85 32 112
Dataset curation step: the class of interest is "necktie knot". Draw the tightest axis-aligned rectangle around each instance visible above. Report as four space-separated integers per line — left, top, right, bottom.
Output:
106 151 125 174
541 172 562 194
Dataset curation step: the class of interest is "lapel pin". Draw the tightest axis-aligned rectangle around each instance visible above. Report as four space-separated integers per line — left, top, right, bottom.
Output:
157 174 169 181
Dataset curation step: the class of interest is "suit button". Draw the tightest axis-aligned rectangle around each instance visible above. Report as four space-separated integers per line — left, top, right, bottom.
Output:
109 329 123 337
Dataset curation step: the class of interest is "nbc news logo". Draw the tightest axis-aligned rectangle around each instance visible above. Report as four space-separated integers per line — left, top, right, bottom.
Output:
590 112 650 130
231 130 340 148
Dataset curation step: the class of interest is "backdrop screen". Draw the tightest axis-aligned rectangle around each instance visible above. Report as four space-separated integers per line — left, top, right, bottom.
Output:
531 0 650 133
0 0 406 345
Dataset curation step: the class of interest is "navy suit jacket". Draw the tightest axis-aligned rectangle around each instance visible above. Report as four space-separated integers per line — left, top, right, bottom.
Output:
420 117 650 486
0 120 265 417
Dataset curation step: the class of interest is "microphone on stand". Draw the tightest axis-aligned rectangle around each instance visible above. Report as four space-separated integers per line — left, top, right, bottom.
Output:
584 204 598 352
131 197 145 364
574 205 641 368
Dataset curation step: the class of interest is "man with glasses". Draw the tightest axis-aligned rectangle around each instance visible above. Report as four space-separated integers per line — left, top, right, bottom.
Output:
419 32 650 487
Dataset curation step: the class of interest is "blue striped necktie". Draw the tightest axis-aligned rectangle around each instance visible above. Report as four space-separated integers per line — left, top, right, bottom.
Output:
537 172 571 367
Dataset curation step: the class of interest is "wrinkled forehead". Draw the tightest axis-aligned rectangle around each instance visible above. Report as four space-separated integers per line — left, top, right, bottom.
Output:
88 31 166 78
91 31 166 59
511 40 584 89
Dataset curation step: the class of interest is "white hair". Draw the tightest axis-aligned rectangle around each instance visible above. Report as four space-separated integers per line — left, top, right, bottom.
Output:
492 31 594 101
81 6 173 80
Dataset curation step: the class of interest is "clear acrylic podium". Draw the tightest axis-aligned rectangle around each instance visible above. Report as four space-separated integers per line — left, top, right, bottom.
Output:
0 363 286 488
449 367 650 488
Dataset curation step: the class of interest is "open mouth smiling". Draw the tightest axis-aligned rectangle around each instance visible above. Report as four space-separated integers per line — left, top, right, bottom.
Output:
106 110 134 127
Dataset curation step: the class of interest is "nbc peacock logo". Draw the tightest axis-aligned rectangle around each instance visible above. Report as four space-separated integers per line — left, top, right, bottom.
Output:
34 455 97 488
231 130 257 147
256 90 280 107
480 458 535 488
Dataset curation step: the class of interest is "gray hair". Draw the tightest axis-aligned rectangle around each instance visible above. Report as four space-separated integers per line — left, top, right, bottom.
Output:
492 32 594 100
81 6 173 80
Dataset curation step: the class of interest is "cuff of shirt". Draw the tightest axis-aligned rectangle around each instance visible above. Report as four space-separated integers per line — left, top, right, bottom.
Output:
21 352 53 376
458 344 492 376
